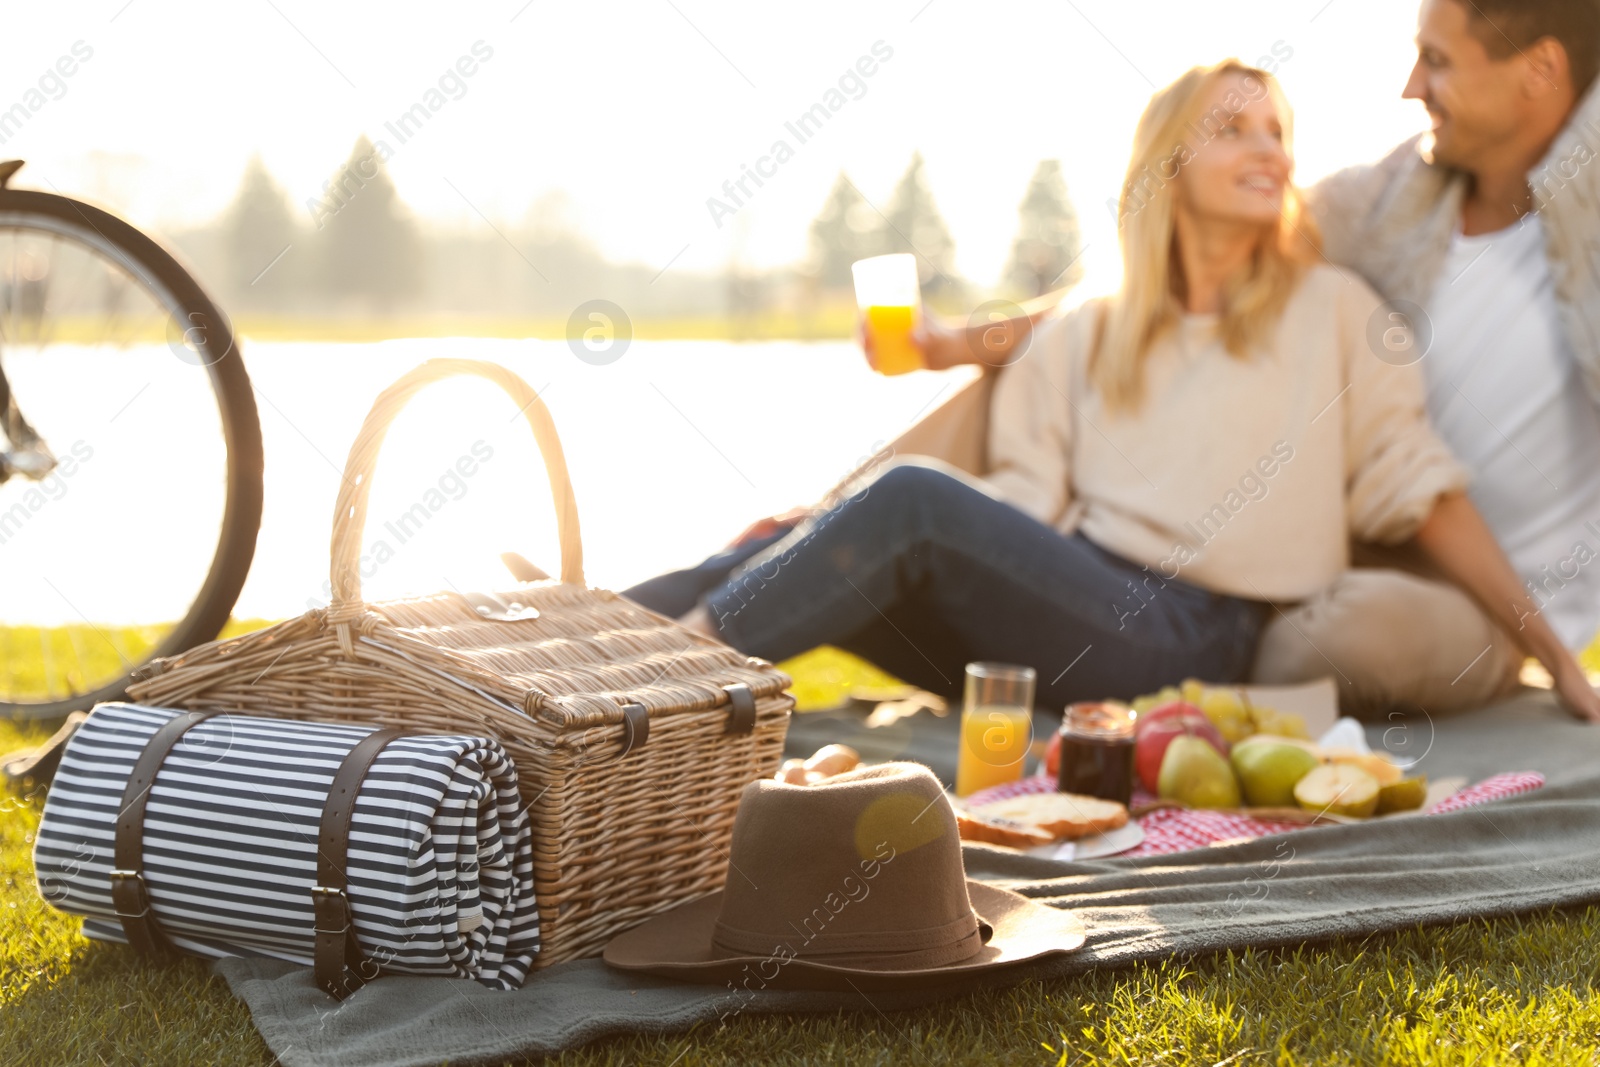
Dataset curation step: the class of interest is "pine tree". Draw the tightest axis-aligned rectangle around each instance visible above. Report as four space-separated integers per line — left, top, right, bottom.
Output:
805 172 876 290
313 136 422 311
1002 160 1084 298
882 152 958 297
222 156 299 309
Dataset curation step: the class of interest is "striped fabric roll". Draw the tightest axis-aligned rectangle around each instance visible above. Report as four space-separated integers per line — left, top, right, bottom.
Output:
33 703 540 990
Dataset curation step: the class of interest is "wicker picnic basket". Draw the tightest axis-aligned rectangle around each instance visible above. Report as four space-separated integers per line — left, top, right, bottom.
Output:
127 358 795 968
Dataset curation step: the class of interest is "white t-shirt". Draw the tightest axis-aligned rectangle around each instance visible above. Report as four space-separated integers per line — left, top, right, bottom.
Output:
1425 213 1600 650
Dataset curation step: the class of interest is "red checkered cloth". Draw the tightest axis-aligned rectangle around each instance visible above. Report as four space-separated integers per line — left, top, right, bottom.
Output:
1426 771 1545 815
963 770 1546 857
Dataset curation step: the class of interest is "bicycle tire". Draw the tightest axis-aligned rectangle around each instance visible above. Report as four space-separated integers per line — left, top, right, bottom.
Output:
0 187 263 722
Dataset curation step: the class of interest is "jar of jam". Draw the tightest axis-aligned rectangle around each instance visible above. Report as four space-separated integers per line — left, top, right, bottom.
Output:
1056 702 1136 805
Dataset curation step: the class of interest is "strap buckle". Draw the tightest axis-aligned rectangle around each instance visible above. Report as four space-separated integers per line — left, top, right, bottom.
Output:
109 868 153 920
311 885 353 936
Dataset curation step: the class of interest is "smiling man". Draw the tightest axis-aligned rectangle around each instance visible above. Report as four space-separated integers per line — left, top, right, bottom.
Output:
1248 0 1600 712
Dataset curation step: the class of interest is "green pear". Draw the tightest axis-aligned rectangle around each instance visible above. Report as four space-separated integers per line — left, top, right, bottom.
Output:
1157 734 1242 809
1375 776 1428 814
1230 736 1322 807
1294 764 1380 818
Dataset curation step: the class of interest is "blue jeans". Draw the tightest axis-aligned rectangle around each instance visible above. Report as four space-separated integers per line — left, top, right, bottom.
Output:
623 460 1268 708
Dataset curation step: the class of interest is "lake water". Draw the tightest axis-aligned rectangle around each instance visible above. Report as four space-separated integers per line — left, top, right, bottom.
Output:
4 337 979 626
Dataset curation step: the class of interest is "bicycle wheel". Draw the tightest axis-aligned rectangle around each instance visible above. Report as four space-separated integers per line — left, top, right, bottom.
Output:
0 166 263 721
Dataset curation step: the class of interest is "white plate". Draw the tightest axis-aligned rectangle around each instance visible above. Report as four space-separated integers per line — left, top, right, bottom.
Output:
1023 819 1145 861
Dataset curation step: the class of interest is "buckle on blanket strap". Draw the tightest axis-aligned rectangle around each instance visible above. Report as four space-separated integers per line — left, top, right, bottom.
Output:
311 885 352 936
109 869 153 920
312 883 368 1001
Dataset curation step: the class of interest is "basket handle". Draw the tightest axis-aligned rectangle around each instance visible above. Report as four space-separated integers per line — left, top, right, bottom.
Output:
329 358 584 613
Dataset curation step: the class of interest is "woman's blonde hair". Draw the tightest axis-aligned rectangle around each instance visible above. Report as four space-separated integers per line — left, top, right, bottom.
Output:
1092 59 1321 411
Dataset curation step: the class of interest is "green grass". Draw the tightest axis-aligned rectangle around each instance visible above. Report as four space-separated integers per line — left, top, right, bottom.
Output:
6 633 1600 1064
1 620 276 705
1 625 168 704
9 306 868 346
226 307 864 344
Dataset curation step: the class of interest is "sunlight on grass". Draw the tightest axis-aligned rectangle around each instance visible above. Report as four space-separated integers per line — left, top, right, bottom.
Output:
0 619 277 704
0 307 870 346
1580 639 1600 676
774 644 909 711
0 624 167 703
230 306 863 344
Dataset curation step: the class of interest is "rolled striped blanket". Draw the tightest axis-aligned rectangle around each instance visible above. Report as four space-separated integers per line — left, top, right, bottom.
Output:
33 703 540 990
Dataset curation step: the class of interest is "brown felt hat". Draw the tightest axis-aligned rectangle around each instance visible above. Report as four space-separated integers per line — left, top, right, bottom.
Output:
602 762 1086 991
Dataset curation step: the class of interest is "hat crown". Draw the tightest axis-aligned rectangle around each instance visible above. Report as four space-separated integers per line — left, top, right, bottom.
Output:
711 762 987 972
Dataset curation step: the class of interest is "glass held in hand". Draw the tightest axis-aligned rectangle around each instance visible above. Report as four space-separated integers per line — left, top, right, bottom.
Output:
852 254 923 376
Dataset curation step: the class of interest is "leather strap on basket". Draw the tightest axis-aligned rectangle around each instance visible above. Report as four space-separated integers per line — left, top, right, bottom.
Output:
313 727 407 1001
615 703 649 760
329 360 584 618
112 709 220 962
722 683 756 735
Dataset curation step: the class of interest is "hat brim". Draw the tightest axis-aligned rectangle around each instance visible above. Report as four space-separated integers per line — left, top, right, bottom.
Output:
602 881 1086 992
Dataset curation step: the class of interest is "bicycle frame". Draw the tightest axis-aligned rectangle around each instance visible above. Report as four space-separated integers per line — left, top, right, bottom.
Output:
0 345 57 485
0 159 57 486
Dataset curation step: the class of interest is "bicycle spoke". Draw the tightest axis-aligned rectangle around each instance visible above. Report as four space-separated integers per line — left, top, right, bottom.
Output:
34 233 87 353
62 625 92 698
1 234 15 348
36 628 56 703
0 635 15 700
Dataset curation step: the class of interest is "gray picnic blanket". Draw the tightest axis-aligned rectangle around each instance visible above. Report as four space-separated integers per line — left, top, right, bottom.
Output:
217 688 1600 1067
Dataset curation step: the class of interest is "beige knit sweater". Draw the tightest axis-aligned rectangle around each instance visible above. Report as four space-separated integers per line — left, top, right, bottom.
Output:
983 265 1468 602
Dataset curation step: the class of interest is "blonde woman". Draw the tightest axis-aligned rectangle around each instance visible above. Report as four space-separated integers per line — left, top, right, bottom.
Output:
654 60 1600 721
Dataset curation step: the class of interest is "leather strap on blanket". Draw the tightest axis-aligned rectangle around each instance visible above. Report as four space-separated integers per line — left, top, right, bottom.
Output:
111 709 220 960
113 714 408 999
314 727 407 1001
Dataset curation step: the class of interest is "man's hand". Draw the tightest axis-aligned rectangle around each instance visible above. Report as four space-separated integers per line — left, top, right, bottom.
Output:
1553 661 1600 723
1415 493 1600 724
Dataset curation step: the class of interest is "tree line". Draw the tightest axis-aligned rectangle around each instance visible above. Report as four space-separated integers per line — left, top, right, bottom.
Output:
807 153 1084 308
174 138 1085 323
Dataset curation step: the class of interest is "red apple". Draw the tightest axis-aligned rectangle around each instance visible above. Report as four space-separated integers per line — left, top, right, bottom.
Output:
1134 700 1204 737
1044 730 1062 777
1134 704 1229 793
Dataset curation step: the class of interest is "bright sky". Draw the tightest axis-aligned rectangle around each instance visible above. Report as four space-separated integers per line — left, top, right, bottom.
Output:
1 0 1428 295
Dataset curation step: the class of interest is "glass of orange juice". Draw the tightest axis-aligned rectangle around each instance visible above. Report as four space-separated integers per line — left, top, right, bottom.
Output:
851 253 922 376
955 661 1037 797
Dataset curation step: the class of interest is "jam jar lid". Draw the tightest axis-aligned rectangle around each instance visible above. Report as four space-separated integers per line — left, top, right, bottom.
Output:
1062 701 1135 739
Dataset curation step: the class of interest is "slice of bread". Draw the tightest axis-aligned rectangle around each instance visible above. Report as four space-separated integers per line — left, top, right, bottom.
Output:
954 808 1055 849
971 792 1128 841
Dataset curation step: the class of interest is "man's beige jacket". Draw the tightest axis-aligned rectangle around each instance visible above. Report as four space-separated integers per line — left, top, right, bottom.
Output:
1311 80 1600 410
